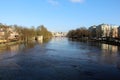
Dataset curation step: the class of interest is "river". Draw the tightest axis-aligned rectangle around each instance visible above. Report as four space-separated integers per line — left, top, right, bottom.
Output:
0 37 120 80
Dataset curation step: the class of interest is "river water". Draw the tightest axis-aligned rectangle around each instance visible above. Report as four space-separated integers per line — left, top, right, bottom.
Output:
0 37 120 80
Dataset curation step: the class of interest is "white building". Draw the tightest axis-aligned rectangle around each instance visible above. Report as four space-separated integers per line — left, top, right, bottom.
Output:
52 32 67 37
96 24 111 37
96 24 118 38
111 25 118 38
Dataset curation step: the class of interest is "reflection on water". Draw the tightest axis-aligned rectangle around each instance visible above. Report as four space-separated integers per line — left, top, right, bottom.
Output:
37 40 43 44
52 37 66 41
0 38 120 80
9 44 19 57
0 38 120 66
101 44 118 53
95 43 119 65
0 39 52 58
68 39 120 68
100 44 119 63
0 44 20 60
0 42 37 60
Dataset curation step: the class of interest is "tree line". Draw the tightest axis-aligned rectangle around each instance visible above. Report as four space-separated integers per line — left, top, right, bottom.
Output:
0 23 52 42
67 27 90 39
67 26 120 45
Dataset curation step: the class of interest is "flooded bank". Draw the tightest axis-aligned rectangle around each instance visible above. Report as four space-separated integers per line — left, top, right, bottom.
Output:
0 37 120 80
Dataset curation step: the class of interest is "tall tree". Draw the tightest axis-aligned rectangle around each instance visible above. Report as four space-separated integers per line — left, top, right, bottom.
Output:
36 25 52 39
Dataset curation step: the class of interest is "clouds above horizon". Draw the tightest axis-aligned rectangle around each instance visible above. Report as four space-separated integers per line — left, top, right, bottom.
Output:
48 0 59 6
48 0 85 6
70 0 84 3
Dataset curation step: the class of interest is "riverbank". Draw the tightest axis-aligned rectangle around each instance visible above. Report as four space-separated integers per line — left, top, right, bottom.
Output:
0 38 51 49
0 40 24 48
91 38 120 46
69 37 120 46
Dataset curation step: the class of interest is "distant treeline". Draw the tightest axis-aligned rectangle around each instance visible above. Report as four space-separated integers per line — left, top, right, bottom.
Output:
0 23 52 42
67 26 120 46
67 27 90 39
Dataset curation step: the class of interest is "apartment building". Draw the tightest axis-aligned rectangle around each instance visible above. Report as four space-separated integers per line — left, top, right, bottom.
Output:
94 24 118 38
96 24 111 38
111 25 118 38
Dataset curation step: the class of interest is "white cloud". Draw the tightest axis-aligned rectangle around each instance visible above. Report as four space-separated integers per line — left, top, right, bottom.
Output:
48 0 59 6
70 0 84 3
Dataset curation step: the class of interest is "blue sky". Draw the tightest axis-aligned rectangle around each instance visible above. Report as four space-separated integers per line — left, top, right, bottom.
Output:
0 0 120 32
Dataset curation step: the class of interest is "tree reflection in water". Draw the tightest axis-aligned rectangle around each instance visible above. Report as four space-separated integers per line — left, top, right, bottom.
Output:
0 38 120 80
